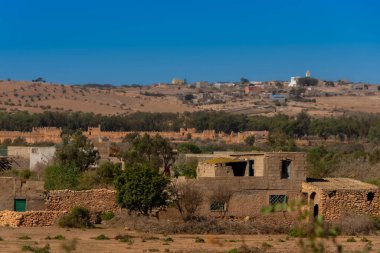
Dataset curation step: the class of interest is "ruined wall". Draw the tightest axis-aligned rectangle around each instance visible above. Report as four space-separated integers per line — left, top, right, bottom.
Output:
0 210 65 227
0 125 268 144
45 189 118 214
0 177 45 211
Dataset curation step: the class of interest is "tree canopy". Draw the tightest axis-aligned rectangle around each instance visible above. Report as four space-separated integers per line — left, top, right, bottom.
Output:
114 164 170 215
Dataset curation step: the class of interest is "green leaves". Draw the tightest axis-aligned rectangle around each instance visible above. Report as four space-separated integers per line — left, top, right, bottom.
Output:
114 164 170 215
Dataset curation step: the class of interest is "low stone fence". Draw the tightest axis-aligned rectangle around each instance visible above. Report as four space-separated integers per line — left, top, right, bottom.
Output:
0 210 66 227
45 188 119 214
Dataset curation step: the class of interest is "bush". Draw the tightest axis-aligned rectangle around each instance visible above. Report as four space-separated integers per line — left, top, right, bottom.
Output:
21 244 50 253
44 164 80 190
115 234 133 244
58 207 92 228
195 237 205 243
100 211 115 221
94 234 109 240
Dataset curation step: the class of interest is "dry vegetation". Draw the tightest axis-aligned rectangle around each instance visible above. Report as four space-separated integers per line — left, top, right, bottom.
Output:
1 80 379 117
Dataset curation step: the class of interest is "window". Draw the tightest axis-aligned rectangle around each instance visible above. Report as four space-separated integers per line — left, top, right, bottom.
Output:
210 202 226 212
248 160 254 176
367 192 375 201
269 195 288 205
281 159 291 179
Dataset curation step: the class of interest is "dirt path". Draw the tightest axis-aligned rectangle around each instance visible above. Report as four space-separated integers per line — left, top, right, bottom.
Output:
0 226 379 253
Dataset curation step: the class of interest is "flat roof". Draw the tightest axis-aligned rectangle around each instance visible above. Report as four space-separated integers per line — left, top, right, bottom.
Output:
204 157 244 164
306 178 378 190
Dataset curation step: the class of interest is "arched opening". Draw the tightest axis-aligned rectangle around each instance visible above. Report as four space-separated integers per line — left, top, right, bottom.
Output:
313 204 319 217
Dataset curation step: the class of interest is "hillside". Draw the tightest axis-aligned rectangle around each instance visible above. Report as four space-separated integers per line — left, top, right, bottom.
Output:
1 80 380 116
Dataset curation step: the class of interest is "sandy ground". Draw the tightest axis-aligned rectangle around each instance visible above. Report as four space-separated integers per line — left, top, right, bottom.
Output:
0 226 378 253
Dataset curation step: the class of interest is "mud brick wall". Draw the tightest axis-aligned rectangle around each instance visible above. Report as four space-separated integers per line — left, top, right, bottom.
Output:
0 210 65 227
45 189 119 214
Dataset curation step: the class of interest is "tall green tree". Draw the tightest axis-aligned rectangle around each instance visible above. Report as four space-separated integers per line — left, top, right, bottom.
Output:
114 164 170 216
123 134 175 176
56 130 99 171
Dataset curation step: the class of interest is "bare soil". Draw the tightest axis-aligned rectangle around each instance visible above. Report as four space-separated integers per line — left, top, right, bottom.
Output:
0 226 378 253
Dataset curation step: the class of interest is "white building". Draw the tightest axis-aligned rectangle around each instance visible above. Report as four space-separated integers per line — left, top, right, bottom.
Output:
288 76 300 87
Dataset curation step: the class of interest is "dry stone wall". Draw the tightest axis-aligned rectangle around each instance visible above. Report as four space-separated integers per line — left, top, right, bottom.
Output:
45 189 118 214
0 210 65 227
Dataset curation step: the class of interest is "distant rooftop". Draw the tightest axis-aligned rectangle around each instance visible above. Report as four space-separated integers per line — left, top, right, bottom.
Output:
306 178 378 190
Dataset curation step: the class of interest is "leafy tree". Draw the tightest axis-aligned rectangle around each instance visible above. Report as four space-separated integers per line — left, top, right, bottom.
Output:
325 81 335 87
268 129 298 152
123 134 175 176
244 135 255 146
56 130 99 171
114 164 170 216
297 77 319 86
292 111 311 138
240 77 249 84
176 142 202 154
96 161 122 185
173 158 198 179
44 164 80 190
184 94 194 101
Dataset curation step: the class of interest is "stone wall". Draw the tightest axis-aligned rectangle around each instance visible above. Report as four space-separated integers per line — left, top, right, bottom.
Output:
0 210 65 227
45 189 118 214
302 180 380 221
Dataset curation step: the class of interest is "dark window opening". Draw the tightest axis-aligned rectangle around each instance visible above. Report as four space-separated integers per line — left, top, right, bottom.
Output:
367 192 375 201
210 202 226 212
281 159 291 179
328 191 336 198
227 162 247 176
248 160 254 176
269 194 288 205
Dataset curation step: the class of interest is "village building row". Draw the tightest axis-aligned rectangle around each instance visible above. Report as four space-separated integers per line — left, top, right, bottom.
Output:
1 151 379 227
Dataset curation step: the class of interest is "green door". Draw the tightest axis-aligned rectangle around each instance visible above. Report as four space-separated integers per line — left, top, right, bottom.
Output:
14 199 26 212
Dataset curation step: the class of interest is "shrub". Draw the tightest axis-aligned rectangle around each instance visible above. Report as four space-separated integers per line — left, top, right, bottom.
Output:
18 235 31 240
195 237 205 243
45 235 65 240
115 234 133 244
163 236 173 242
21 244 50 253
100 211 115 221
346 237 356 242
58 207 92 228
169 181 203 220
94 234 109 240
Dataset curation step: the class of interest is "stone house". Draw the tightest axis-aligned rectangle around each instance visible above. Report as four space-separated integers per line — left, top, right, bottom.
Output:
192 152 307 217
192 152 380 221
302 178 380 221
0 177 45 212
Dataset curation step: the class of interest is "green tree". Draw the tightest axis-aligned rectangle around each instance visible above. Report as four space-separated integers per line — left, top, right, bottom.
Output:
96 161 122 185
297 77 319 86
123 134 175 176
240 77 249 85
292 111 311 138
176 142 202 154
244 135 255 146
44 164 80 190
114 164 170 216
56 130 99 171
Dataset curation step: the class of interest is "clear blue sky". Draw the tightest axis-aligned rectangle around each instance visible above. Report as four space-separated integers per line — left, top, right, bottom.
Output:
1 0 379 85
